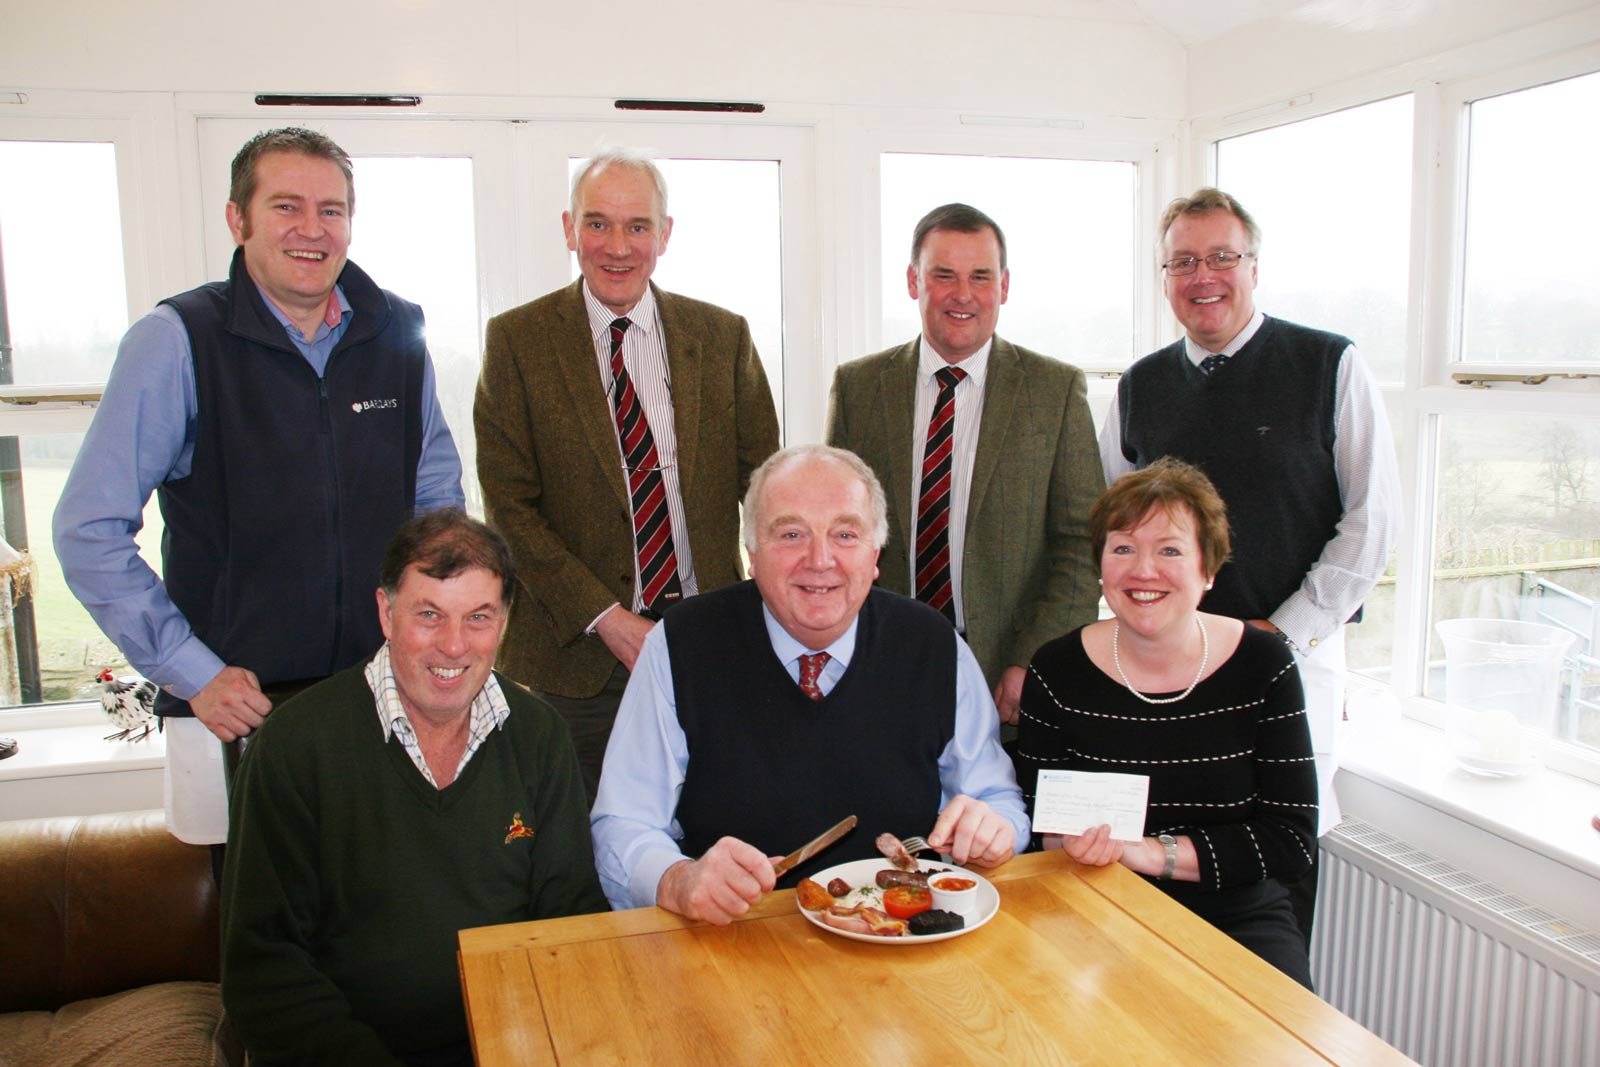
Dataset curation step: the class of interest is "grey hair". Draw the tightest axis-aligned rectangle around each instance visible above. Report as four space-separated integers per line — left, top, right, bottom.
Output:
742 444 890 554
1158 187 1263 258
569 148 670 223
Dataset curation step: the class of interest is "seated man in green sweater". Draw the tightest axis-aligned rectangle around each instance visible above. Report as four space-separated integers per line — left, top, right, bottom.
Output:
222 508 608 1067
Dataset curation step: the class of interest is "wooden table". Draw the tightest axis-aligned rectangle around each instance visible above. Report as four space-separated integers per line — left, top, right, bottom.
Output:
458 852 1414 1066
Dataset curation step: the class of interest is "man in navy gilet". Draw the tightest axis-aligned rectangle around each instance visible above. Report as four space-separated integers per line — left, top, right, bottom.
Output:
54 127 464 851
590 444 1028 923
1100 188 1398 941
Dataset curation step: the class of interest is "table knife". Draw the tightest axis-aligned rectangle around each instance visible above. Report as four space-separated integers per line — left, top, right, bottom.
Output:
772 814 857 876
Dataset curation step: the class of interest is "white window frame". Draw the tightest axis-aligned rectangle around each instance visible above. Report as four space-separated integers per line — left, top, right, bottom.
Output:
840 116 1177 385
0 92 179 439
1192 46 1600 786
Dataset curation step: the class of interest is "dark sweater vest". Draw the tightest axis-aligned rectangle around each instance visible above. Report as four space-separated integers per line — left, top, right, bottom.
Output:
1117 316 1347 622
155 249 424 716
666 582 956 884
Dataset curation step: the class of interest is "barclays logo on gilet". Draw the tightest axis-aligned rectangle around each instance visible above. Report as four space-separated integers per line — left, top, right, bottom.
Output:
352 398 399 413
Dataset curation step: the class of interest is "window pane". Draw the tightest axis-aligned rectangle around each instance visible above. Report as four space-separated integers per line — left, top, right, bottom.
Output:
1215 95 1413 383
880 153 1135 365
567 157 785 412
1 433 162 707
1427 413 1600 755
0 141 128 383
1462 71 1600 364
345 156 482 512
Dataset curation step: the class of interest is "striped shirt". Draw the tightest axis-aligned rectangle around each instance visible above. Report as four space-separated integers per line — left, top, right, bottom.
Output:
365 643 510 789
582 282 698 613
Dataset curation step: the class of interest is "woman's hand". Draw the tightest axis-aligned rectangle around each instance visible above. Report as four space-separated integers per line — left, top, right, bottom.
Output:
1052 824 1125 867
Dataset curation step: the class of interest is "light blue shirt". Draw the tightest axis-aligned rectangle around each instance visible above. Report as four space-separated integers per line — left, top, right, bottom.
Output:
52 282 464 701
589 603 1030 911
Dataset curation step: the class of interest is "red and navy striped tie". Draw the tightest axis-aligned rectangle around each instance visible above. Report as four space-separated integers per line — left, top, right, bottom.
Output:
914 366 966 624
608 317 682 613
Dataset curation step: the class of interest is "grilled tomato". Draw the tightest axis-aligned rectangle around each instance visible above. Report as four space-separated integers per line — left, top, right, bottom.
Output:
881 884 933 919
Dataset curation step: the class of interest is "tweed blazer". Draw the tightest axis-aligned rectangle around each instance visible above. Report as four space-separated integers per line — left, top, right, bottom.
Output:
825 336 1103 687
474 281 780 699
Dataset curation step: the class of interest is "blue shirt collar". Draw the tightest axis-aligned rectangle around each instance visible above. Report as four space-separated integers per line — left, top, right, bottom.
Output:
761 603 859 671
255 282 352 345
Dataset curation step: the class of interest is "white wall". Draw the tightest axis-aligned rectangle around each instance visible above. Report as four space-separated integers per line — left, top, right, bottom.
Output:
1 0 1187 118
1187 0 1600 119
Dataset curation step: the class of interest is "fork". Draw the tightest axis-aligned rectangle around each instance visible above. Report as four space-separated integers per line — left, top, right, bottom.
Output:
899 834 936 857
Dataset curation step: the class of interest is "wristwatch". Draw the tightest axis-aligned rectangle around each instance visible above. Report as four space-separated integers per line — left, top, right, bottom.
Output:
1157 834 1178 880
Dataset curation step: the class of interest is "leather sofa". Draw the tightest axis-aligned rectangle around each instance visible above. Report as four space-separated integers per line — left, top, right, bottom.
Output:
0 810 240 1066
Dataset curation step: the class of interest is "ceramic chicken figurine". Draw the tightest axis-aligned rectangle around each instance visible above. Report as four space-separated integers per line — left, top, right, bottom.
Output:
98 668 158 742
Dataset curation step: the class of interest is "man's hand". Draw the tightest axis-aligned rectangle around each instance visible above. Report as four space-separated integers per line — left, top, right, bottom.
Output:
655 837 779 925
1247 619 1279 634
926 795 1015 868
595 608 657 672
189 666 273 743
993 665 1026 726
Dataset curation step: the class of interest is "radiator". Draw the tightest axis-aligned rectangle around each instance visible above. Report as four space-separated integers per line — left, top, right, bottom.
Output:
1313 818 1600 1067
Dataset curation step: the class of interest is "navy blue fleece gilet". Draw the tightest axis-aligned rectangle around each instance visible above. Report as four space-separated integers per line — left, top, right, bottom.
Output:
155 249 424 716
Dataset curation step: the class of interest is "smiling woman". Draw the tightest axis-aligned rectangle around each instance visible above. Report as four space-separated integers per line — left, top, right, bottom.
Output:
1014 460 1319 988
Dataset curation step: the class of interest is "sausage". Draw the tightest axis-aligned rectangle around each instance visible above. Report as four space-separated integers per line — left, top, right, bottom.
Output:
875 832 918 871
826 877 851 897
875 868 929 890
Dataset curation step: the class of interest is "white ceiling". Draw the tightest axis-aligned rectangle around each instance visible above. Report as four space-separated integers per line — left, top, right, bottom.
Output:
815 0 1436 46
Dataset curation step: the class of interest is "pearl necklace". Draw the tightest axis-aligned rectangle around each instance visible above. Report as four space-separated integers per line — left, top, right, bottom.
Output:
1112 616 1209 705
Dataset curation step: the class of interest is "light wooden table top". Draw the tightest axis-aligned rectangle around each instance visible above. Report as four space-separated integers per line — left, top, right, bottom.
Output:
458 852 1414 1066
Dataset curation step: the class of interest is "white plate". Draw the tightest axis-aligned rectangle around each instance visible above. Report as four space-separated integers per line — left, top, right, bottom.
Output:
796 857 999 944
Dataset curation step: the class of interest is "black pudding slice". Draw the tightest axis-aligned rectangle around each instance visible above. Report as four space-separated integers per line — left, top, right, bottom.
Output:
908 909 965 936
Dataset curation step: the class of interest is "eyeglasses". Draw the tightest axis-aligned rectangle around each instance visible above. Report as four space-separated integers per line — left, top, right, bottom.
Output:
1161 251 1256 276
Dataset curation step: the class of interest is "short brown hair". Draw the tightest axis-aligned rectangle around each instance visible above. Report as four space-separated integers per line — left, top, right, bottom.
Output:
911 203 1007 271
229 127 355 217
1157 187 1261 257
380 508 515 607
1091 458 1231 578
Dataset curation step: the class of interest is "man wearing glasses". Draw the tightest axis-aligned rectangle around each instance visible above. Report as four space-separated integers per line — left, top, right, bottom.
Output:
1100 187 1399 943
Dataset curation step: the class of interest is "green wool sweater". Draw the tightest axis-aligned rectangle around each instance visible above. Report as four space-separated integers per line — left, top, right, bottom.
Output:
221 664 608 1067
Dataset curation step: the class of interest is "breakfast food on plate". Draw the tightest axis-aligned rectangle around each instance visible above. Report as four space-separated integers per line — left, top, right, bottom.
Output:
875 833 918 871
799 831 984 939
908 910 965 936
818 905 909 937
875 868 930 890
797 878 835 911
882 885 933 919
798 868 977 938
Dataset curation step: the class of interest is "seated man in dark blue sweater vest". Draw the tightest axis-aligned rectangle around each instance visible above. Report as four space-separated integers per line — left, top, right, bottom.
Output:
223 509 607 1067
590 444 1028 923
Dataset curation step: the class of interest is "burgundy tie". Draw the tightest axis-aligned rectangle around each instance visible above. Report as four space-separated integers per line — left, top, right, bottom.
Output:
915 366 967 623
608 317 682 613
798 652 830 701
